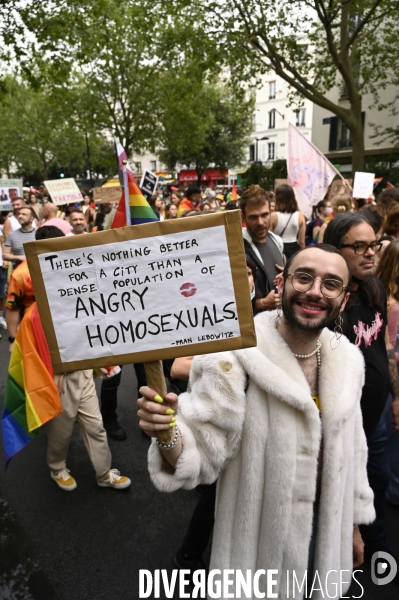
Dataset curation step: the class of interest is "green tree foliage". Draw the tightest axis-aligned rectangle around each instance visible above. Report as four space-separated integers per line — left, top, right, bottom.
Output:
159 74 254 182
177 0 399 174
2 0 215 157
1 1 254 182
364 153 399 192
242 159 287 189
0 76 115 182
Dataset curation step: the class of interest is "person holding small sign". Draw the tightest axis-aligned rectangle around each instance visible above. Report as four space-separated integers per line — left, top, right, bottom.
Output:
138 244 374 596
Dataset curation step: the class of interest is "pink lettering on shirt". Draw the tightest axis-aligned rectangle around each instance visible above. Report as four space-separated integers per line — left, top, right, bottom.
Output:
353 312 384 348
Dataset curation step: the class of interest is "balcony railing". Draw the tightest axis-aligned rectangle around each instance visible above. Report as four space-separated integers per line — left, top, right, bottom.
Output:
339 138 352 149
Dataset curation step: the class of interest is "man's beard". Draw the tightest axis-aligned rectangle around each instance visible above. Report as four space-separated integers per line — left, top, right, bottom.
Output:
282 289 343 333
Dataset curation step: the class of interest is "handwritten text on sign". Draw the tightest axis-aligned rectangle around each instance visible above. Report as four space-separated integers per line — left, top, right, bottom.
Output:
44 178 83 205
38 226 240 362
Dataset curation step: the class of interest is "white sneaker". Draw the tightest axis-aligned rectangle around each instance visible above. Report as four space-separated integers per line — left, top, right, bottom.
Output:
0 316 6 329
97 468 131 489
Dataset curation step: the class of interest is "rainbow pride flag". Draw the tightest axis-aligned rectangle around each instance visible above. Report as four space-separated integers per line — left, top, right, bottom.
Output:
231 181 238 201
111 165 158 228
2 304 62 465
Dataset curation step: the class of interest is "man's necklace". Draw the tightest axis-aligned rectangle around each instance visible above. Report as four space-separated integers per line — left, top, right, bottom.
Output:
293 340 322 410
292 339 322 361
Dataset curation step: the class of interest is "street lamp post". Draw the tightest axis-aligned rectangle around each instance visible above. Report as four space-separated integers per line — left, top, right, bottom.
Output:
85 132 92 181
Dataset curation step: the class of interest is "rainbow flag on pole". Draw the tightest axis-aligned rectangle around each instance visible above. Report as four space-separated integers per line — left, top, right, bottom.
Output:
2 304 62 465
111 167 158 228
231 181 238 201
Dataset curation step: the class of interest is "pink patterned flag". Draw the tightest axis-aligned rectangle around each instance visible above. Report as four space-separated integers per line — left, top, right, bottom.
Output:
114 137 134 185
287 124 341 218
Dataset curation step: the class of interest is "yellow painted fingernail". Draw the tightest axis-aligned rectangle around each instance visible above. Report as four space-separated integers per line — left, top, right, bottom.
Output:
165 409 175 415
170 422 176 427
170 416 177 423
154 395 164 403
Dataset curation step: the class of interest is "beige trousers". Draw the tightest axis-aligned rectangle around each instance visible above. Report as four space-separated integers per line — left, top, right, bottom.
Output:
46 370 111 479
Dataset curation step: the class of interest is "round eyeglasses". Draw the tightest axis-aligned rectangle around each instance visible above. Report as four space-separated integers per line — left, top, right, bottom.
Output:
287 272 346 299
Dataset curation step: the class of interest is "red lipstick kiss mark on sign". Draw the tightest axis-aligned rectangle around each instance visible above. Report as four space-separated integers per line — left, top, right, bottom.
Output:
180 282 197 297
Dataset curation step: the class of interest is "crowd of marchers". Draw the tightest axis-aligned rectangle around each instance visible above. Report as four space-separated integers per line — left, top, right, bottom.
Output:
2 181 399 596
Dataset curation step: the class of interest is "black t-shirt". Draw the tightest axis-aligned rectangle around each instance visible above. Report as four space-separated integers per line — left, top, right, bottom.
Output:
340 280 390 439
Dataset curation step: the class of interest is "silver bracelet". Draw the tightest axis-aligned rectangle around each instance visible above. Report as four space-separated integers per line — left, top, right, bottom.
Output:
156 424 180 451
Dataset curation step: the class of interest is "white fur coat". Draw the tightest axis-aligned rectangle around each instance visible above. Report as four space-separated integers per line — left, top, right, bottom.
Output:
148 311 375 599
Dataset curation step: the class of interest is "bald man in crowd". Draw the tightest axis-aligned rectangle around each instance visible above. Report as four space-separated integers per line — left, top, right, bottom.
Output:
42 203 72 235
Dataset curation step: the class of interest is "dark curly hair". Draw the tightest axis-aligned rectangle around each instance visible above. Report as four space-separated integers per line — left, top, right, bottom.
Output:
323 212 383 308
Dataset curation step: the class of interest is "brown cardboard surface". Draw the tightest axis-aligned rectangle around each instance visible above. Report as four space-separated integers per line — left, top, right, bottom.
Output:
93 186 122 203
25 211 256 373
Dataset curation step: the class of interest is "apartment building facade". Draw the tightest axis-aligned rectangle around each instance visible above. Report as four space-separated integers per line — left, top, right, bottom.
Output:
311 84 399 174
248 75 314 166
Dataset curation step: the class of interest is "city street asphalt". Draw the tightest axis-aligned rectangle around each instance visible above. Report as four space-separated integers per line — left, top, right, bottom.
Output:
0 332 399 599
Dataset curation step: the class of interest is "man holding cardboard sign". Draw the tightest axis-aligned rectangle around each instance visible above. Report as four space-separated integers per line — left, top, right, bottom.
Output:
24 211 254 373
138 245 374 598
21 210 255 492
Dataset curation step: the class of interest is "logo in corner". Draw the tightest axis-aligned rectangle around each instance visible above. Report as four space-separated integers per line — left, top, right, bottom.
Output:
371 551 397 585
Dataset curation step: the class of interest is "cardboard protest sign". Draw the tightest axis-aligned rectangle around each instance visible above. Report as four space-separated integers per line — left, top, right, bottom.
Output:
140 170 158 200
44 178 83 205
0 178 23 203
274 179 288 190
328 179 352 199
25 210 256 373
353 172 375 199
93 185 122 203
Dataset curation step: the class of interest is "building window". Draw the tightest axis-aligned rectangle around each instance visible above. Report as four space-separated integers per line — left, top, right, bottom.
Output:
268 142 275 161
328 112 365 151
150 160 156 171
268 81 276 100
296 108 306 127
268 109 276 129
249 144 255 162
339 122 352 149
135 162 142 172
262 143 267 161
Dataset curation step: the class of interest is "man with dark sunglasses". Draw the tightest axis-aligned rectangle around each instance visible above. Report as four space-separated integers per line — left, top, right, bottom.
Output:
325 212 399 572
